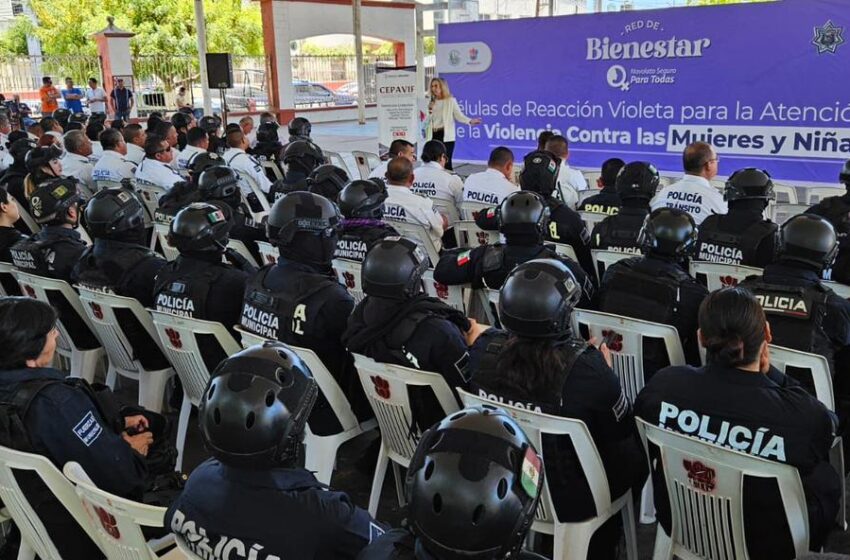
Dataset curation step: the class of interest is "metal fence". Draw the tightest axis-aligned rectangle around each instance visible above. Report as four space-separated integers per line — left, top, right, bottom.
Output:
0 55 102 104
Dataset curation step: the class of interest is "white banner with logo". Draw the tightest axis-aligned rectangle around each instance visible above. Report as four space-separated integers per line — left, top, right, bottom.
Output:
377 66 420 154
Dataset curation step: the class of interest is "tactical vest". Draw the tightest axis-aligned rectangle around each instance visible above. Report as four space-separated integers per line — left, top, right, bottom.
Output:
334 235 370 262
240 265 338 341
75 242 158 295
469 334 589 415
152 261 230 318
808 196 850 236
696 216 776 265
10 237 54 275
592 212 646 254
600 258 692 326
480 244 551 289
742 277 834 370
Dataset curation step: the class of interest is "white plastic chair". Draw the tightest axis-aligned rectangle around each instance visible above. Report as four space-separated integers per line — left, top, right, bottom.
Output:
324 150 353 178
553 243 578 262
0 445 94 560
579 211 607 233
136 184 165 226
688 261 763 291
332 258 366 304
806 186 842 205
582 171 602 189
636 419 810 560
11 195 41 235
458 391 638 560
772 184 799 205
823 280 850 299
153 222 179 261
256 240 279 265
0 261 17 296
234 170 271 225
572 309 686 524
235 329 378 485
390 221 440 265
150 311 242 471
459 200 492 221
577 189 599 204
77 287 174 413
710 178 726 192
432 196 460 227
590 249 632 284
352 150 380 179
63 461 176 560
95 179 125 192
12 270 105 383
453 220 499 249
353 353 460 516
225 239 260 268
770 203 810 225
421 269 467 313
261 160 283 182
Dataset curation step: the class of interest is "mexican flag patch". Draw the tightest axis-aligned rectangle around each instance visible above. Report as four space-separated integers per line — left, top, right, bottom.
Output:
486 208 496 218
520 447 541 498
457 250 471 266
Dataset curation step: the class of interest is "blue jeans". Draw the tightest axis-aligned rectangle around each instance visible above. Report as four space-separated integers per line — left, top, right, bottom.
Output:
115 110 130 121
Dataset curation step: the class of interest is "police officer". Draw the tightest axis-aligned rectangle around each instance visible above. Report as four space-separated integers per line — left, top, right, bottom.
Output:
739 214 850 413
175 128 208 175
335 178 398 262
72 187 167 307
343 237 489 430
288 116 312 143
135 134 183 189
412 140 464 212
222 128 273 200
635 288 840 556
170 111 192 152
435 191 595 305
590 161 658 255
154 180 201 225
188 151 224 186
360 406 545 560
199 115 224 156
806 159 850 284
0 185 24 266
469 259 647 558
248 121 284 182
308 163 349 201
92 128 137 186
10 177 85 281
197 166 266 260
577 157 625 215
154 202 255 338
24 144 64 198
166 342 383 558
270 139 325 201
241 191 371 430
598 208 708 374
1 138 36 216
695 168 778 267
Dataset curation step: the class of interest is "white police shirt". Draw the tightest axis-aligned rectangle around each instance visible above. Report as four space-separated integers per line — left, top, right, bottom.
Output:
368 160 389 180
89 141 103 164
175 145 206 175
384 184 445 251
555 163 586 209
223 147 273 195
462 168 518 206
135 158 182 189
61 152 95 192
651 175 727 225
412 161 464 204
0 133 12 173
125 143 145 166
92 150 137 186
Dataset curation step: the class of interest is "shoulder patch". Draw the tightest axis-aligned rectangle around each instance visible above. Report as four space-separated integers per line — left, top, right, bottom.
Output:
457 250 471 266
73 411 103 447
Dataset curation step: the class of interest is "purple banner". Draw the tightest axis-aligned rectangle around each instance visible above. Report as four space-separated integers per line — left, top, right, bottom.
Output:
436 0 850 184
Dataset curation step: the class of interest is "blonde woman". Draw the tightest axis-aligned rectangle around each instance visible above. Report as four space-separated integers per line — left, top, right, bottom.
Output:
428 77 481 171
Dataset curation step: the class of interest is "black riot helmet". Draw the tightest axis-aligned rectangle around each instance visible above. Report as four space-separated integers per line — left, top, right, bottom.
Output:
25 145 63 173
615 161 660 201
28 177 81 225
288 116 312 140
337 179 387 220
362 236 430 300
777 214 838 271
308 164 349 201
406 405 543 560
724 168 776 202
199 341 319 469
69 111 88 125
9 138 36 166
198 166 241 207
84 187 146 239
638 207 697 259
519 150 560 197
499 258 581 338
498 191 550 242
267 191 341 266
256 122 280 144
167 202 232 254
52 108 71 127
189 152 225 178
839 160 850 187
283 140 324 174
199 115 222 135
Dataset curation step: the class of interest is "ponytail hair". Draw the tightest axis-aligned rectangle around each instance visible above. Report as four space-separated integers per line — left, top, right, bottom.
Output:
698 288 766 368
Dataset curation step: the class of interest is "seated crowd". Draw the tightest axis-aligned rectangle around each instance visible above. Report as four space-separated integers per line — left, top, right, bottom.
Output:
0 109 847 560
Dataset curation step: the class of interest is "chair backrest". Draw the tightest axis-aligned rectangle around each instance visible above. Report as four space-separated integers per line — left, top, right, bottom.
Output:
590 249 632 284
453 220 499 249
572 309 685 400
95 179 125 192
823 279 850 300
225 239 260 268
153 222 179 261
261 160 283 182
578 211 608 235
458 390 614 526
770 203 811 225
150 311 242 407
688 261 763 291
772 184 799 205
324 150 353 178
806 186 842 205
768 344 834 410
353 353 459 466
0 261 17 296
256 241 279 265
710 178 726 191
135 185 164 226
12 270 99 360
577 189 599 204
12 195 41 235
390 221 440 265
352 150 380 179
421 269 466 312
458 200 492 221
77 287 164 375
637 419 810 559
432 196 460 226
553 242 578 262
0 445 94 560
332 258 366 304
63 461 166 560
174 534 204 559
582 171 602 189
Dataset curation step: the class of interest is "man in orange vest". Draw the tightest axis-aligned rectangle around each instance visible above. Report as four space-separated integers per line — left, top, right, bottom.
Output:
39 76 61 117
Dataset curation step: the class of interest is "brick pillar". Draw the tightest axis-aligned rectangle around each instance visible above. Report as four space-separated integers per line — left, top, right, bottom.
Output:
92 17 137 120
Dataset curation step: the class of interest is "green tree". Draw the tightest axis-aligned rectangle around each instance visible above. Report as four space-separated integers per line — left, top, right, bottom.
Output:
0 16 34 55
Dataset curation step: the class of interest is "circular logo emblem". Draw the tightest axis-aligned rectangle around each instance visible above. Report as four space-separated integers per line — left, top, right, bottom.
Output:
606 65 629 91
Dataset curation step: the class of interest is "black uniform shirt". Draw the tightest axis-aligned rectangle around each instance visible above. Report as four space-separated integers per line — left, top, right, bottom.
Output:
577 188 621 215
335 219 399 263
694 205 778 268
0 224 25 262
590 206 648 254
635 363 840 555
12 225 87 282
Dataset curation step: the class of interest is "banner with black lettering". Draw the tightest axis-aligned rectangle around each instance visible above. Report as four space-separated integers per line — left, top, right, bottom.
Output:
377 66 420 155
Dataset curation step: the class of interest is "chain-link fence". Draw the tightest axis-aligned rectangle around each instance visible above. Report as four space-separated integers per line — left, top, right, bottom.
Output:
0 55 103 112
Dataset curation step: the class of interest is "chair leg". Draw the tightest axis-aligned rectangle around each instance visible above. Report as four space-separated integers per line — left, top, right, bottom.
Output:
105 364 117 391
640 478 656 524
368 444 389 517
391 462 406 508
175 393 192 472
622 494 639 560
304 434 337 486
652 524 673 560
139 369 171 414
552 523 572 560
